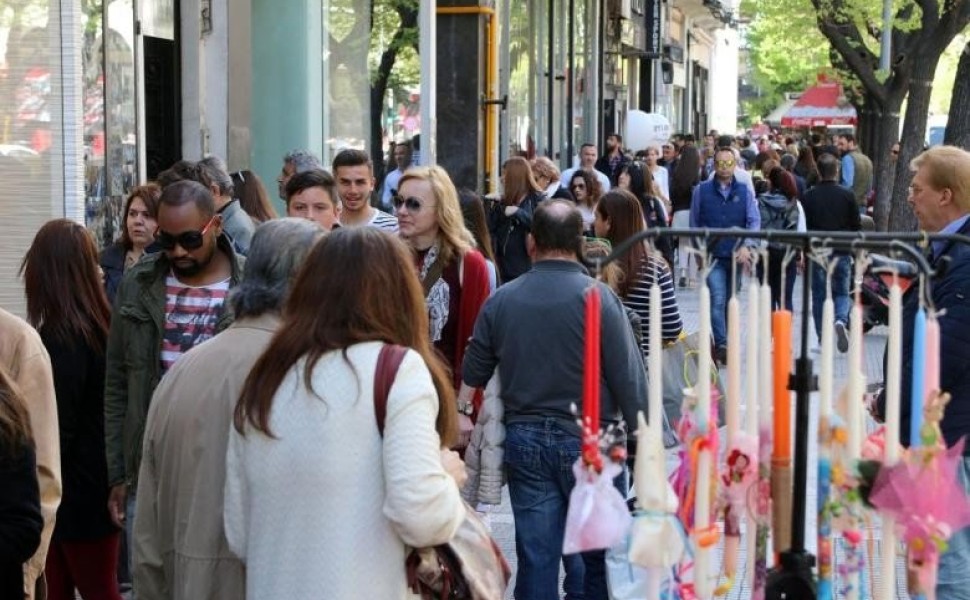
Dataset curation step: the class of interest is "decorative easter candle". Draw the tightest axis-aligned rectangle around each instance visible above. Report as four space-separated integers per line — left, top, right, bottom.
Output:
694 280 713 599
582 287 601 467
879 278 903 600
744 279 760 594
909 307 927 449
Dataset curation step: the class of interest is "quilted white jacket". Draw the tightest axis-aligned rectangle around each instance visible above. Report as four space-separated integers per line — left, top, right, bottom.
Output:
461 372 505 505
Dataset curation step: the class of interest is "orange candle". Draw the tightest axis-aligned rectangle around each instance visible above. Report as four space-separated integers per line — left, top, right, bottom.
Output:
772 310 792 460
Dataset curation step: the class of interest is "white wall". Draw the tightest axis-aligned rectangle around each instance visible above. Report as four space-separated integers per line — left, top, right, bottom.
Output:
710 26 739 134
180 0 230 160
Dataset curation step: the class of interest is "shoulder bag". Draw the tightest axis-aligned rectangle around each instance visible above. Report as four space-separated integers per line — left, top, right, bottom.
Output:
374 344 511 600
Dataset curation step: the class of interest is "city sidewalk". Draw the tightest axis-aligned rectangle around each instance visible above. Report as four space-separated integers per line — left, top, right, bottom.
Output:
489 276 908 599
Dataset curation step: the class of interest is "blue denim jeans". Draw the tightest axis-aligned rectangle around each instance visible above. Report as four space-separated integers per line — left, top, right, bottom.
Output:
706 257 740 348
505 420 627 600
810 256 852 342
938 457 970 598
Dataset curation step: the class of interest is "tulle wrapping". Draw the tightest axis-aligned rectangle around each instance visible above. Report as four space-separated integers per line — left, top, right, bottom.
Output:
869 438 970 598
563 459 632 554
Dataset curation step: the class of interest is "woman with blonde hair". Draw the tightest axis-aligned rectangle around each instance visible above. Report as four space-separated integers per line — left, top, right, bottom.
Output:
488 156 546 281
530 156 572 200
227 228 467 598
396 166 491 422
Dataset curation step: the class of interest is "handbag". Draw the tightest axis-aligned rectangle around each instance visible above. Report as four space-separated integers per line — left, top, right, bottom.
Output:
374 344 512 600
660 331 725 447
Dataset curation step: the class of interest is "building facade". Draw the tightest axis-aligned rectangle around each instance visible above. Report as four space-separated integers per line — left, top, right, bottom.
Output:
0 0 738 313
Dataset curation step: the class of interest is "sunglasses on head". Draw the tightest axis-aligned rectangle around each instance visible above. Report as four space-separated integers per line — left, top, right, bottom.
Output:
155 216 217 251
392 195 427 212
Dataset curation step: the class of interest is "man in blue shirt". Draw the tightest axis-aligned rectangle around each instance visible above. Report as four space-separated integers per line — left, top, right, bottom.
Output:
690 146 761 365
876 145 970 600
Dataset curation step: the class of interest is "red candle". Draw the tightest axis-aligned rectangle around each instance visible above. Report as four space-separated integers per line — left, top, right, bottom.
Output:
583 287 602 456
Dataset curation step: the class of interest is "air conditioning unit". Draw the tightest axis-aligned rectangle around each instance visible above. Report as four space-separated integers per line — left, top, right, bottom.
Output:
608 0 632 19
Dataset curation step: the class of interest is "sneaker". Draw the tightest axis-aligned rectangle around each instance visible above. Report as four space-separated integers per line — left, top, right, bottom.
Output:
714 346 728 367
835 321 849 353
678 276 687 288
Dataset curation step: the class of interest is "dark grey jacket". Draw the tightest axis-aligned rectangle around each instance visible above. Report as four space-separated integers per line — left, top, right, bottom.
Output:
462 260 649 434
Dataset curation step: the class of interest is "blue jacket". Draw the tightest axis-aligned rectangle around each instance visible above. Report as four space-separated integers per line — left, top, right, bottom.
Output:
878 217 970 453
689 176 760 257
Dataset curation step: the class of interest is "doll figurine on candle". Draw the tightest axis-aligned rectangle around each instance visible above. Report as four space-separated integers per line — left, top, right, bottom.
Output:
870 390 970 600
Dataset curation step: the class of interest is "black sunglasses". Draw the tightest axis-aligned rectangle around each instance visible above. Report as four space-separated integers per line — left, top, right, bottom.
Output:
392 195 427 212
155 216 216 251
570 183 586 190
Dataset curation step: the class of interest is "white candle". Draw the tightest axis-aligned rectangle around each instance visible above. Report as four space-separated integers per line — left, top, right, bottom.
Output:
745 279 760 436
847 302 865 461
726 296 741 444
649 281 663 432
694 447 713 598
819 295 834 421
879 280 903 600
759 282 773 429
697 282 712 431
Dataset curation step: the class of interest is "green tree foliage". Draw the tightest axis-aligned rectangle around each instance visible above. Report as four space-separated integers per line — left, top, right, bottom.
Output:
740 0 831 122
809 0 970 232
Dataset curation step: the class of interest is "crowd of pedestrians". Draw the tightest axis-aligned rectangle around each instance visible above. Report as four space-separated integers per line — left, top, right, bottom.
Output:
2 130 969 600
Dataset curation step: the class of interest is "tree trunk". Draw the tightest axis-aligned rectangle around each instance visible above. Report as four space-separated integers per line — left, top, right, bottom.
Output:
871 107 901 232
888 58 937 232
944 41 970 150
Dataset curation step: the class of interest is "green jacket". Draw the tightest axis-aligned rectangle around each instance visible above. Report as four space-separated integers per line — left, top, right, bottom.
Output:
104 236 245 488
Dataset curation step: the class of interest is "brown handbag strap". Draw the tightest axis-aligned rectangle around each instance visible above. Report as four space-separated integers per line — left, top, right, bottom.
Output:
373 344 409 436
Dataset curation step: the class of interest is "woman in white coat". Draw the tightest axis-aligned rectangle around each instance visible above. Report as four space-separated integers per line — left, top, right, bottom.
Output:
225 227 466 599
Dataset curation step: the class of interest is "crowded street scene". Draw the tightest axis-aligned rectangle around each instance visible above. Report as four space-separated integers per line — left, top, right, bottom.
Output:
1 0 970 599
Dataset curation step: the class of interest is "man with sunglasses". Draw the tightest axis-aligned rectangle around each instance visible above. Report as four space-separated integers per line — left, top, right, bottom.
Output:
104 180 246 570
690 147 761 366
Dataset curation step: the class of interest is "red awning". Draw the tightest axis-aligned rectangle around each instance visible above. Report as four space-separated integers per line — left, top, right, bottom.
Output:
781 82 857 128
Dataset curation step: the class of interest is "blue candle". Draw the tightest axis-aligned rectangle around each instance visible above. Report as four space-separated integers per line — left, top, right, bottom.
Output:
910 307 927 448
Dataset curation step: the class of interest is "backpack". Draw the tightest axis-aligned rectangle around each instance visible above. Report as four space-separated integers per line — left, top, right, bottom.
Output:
757 195 798 247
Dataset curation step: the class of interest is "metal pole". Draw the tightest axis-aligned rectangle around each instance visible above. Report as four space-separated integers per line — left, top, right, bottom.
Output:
879 0 892 72
420 0 437 165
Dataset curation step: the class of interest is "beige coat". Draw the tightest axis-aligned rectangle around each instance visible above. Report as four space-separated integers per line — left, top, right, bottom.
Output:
0 308 61 600
133 314 279 600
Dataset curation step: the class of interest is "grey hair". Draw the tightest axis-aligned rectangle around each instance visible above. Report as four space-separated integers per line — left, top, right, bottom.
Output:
229 218 324 319
197 155 234 196
283 150 323 174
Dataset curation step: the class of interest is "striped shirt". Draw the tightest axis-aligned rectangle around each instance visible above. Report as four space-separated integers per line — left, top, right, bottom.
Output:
161 275 230 371
623 257 683 358
368 208 399 233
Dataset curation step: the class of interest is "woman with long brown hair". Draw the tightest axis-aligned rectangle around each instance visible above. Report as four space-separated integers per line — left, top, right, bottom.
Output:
226 227 466 599
0 367 43 600
100 184 161 305
231 169 278 223
487 156 546 282
21 219 121 600
593 190 683 358
794 146 820 189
